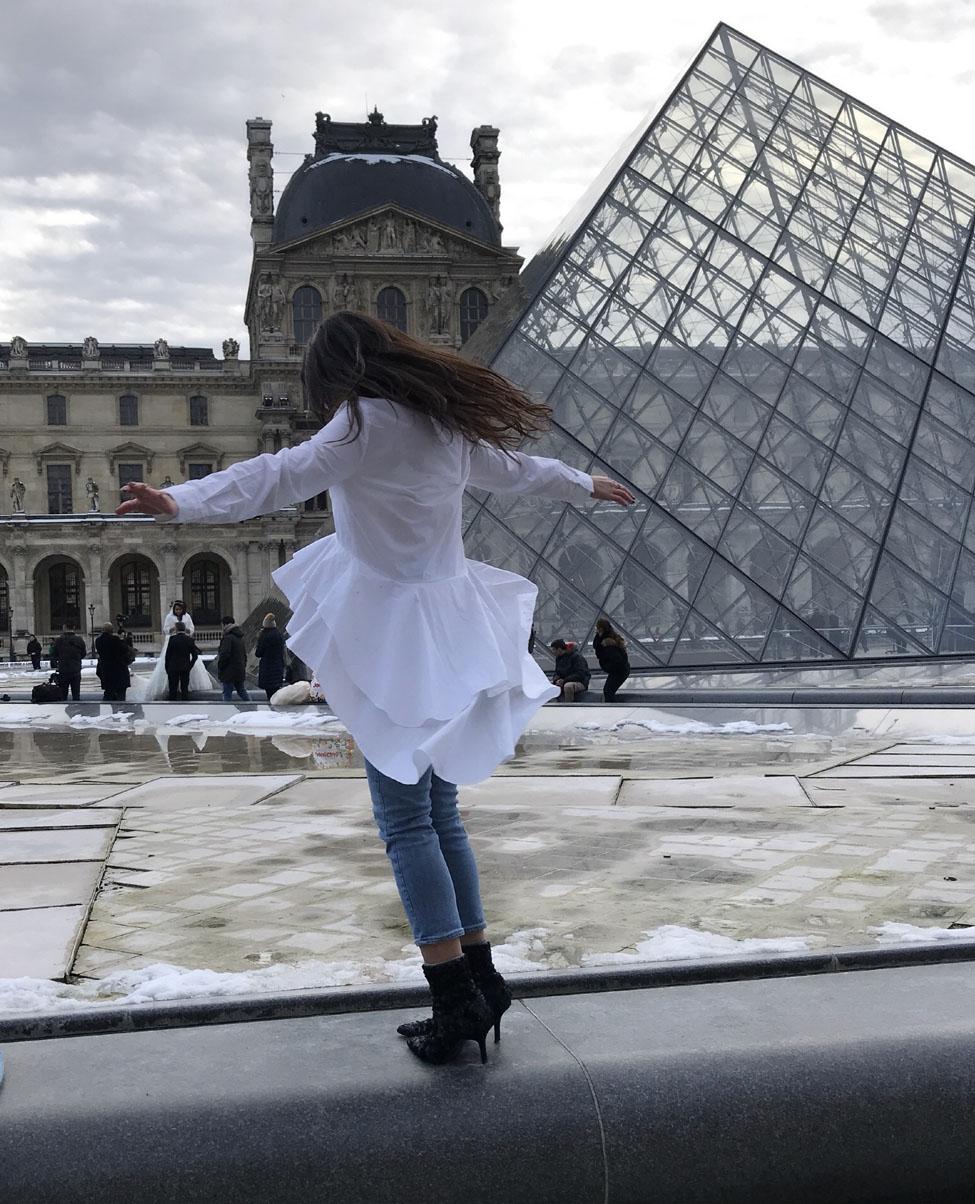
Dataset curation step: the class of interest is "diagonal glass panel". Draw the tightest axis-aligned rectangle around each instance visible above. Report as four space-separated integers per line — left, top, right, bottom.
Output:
911 411 975 492
630 507 712 601
740 461 815 542
884 503 960 591
464 509 538 577
783 555 864 654
940 605 975 655
759 415 831 494
900 456 969 536
596 411 673 495
802 506 879 594
700 373 771 447
834 413 906 490
853 606 930 658
492 335 566 400
950 548 975 615
721 334 790 401
599 561 688 661
766 607 841 661
571 334 643 406
718 505 796 596
547 375 618 452
795 333 861 404
669 300 733 363
647 337 717 404
693 561 778 655
656 459 733 543
866 554 948 651
671 611 752 664
530 562 601 645
594 295 662 363
775 375 845 446
541 510 626 601
849 374 919 445
623 375 696 447
819 458 893 541
863 333 930 402
679 416 754 495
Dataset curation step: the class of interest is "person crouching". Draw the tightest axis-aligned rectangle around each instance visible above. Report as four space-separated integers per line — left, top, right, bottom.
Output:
549 638 591 702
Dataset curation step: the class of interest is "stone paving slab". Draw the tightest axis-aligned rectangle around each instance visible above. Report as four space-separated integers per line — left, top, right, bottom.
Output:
617 775 810 808
106 774 303 810
72 781 975 980
0 905 88 977
0 784 127 807
0 809 122 831
886 744 975 755
0 862 103 910
800 779 975 806
851 754 975 767
0 828 114 864
814 765 975 778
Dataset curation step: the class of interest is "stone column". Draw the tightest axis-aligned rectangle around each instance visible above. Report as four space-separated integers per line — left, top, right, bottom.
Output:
233 545 250 620
159 541 180 633
247 118 275 249
470 126 502 230
8 539 28 651
86 535 109 627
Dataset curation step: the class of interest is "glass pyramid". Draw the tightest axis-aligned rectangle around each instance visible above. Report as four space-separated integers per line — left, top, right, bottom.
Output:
464 23 975 668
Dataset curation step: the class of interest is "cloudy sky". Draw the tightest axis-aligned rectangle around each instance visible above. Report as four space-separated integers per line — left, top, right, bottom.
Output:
1 0 972 357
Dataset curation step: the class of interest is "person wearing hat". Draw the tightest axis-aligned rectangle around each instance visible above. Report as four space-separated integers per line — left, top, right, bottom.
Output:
255 612 288 701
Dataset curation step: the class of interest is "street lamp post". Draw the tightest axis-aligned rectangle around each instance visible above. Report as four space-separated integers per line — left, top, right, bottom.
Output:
88 603 96 659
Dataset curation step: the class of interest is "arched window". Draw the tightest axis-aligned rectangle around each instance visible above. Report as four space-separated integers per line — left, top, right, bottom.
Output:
292 286 323 345
376 286 408 332
459 287 489 342
120 559 152 623
189 559 222 625
49 562 81 630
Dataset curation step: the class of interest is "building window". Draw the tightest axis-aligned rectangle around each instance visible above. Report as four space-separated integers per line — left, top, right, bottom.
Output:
119 394 139 426
189 395 209 426
47 464 72 514
189 559 221 623
292 285 323 344
305 490 329 513
459 288 489 342
46 394 67 425
120 560 153 622
118 462 144 494
49 562 81 629
376 286 408 331
188 462 212 480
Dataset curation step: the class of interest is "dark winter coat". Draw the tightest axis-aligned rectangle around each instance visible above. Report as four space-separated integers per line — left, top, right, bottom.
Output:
553 648 591 688
216 626 247 683
593 632 630 675
255 626 287 692
165 631 200 673
52 632 86 676
26 637 42 658
95 632 135 693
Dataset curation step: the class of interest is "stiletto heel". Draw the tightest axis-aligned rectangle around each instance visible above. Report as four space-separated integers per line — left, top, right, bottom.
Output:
477 1035 488 1064
397 940 512 1048
493 1017 502 1043
405 957 494 1066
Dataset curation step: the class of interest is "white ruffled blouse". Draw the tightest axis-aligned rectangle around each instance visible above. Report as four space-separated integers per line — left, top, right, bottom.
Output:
161 398 593 784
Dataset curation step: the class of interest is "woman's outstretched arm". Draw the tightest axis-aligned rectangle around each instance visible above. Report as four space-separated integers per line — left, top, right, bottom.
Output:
467 443 634 507
117 407 367 524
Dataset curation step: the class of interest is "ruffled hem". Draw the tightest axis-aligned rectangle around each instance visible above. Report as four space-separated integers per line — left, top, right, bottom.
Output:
272 536 555 783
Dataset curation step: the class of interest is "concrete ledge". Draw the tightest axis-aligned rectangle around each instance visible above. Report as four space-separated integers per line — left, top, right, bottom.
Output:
2 962 974 1202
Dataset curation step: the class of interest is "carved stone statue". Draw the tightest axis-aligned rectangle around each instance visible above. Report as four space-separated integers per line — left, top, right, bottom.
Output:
257 273 286 332
222 337 240 358
161 475 174 488
250 160 273 218
9 336 27 359
379 213 398 252
10 477 25 513
153 338 169 361
336 225 366 252
333 274 361 312
85 477 100 511
82 336 99 359
427 276 453 335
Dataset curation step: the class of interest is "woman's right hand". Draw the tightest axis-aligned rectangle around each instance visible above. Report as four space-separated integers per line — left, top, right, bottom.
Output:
591 476 635 506
116 482 178 518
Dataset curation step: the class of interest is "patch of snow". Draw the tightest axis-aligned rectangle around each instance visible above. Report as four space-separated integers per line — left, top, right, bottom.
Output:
69 712 134 729
221 711 342 732
0 710 39 725
870 921 975 944
164 713 211 727
926 735 975 745
580 925 809 966
308 152 456 177
576 718 792 736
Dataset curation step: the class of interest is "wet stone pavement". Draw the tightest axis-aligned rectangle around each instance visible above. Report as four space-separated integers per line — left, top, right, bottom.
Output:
1 702 974 988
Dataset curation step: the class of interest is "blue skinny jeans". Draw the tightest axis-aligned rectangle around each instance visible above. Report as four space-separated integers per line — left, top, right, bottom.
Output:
364 760 486 947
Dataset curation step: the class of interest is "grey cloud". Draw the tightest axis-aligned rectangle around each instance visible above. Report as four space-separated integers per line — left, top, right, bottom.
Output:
867 1 975 39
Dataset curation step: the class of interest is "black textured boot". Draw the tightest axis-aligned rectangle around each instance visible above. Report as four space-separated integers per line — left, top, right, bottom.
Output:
398 941 512 1044
405 956 493 1065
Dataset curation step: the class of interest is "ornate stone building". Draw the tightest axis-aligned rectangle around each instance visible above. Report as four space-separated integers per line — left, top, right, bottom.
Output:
0 110 518 653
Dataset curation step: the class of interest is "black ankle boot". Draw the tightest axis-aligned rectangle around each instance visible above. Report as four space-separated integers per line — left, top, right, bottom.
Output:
398 942 512 1044
404 956 493 1065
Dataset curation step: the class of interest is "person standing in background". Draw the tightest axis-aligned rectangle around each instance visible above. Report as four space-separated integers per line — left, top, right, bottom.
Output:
164 621 201 701
592 617 631 702
255 613 288 701
217 617 250 702
26 634 42 671
52 623 86 701
95 623 135 702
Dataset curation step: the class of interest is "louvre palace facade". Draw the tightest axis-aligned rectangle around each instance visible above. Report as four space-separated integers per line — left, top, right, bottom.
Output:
0 111 519 651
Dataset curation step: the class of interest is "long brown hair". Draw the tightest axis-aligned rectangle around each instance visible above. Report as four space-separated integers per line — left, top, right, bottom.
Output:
595 617 626 649
301 311 551 448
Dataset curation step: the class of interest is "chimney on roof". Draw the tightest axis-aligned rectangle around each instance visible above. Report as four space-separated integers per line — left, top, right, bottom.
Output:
471 125 502 232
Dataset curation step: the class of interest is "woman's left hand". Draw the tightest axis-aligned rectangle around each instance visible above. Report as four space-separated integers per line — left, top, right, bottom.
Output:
116 482 177 518
591 476 635 506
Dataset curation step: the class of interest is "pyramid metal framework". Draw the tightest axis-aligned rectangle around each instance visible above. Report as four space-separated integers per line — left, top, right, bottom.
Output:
463 23 975 668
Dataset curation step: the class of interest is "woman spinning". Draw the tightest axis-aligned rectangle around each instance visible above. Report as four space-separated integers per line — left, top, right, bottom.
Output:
142 600 214 701
119 312 633 1065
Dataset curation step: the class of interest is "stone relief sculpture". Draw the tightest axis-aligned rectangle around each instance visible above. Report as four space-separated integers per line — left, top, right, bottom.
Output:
379 213 399 252
82 336 99 359
250 160 273 218
9 336 27 359
336 224 367 252
426 277 453 335
10 477 25 513
153 338 170 361
256 273 287 332
333 274 361 312
222 337 240 358
85 477 100 511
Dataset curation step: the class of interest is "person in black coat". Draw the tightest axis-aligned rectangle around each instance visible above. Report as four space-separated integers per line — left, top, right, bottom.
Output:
255 613 288 701
95 624 136 701
593 617 631 702
164 622 201 701
52 625 87 701
26 634 43 671
549 638 591 702
217 616 250 702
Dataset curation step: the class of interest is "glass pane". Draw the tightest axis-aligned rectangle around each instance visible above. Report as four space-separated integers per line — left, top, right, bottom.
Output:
631 508 712 601
765 608 840 662
834 413 906 490
572 335 642 406
647 337 716 404
679 416 754 495
692 562 777 655
900 457 969 535
531 563 600 645
819 459 893 541
599 561 687 662
867 553 948 651
671 612 752 665
718 506 796 596
775 375 845 446
656 461 733 544
759 415 831 493
911 412 975 491
802 506 879 594
700 374 771 447
849 374 918 444
783 555 863 655
493 335 565 399
464 510 537 577
548 375 617 451
884 504 960 589
623 376 695 447
542 511 625 601
740 462 814 541
596 413 673 495
853 606 929 658
721 334 790 401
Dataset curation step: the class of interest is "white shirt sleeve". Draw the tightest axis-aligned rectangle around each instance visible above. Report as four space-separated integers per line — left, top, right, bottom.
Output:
467 443 593 501
159 407 366 525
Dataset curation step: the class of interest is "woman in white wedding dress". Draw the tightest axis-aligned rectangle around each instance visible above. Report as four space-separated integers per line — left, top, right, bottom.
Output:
142 600 215 701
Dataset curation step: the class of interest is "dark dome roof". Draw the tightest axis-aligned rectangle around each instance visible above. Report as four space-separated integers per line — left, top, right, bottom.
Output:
273 153 501 246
